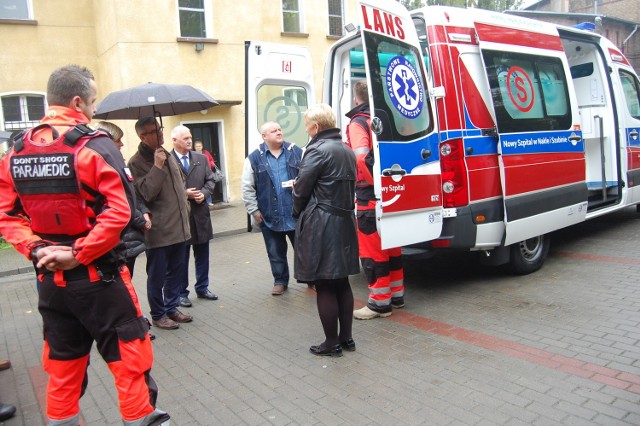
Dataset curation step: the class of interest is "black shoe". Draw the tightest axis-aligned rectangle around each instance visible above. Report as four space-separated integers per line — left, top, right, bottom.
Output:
179 296 192 307
309 343 343 357
196 289 218 300
149 333 156 341
340 338 356 352
0 403 16 421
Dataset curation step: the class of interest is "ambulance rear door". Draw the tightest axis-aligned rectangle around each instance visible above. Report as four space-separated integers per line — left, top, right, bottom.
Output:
474 13 588 246
612 56 640 204
245 40 315 154
326 0 442 249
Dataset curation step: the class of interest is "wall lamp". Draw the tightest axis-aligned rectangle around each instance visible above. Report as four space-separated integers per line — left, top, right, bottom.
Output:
344 23 357 33
195 42 204 52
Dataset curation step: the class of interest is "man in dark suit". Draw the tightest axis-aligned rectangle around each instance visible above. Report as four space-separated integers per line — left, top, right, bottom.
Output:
171 125 219 307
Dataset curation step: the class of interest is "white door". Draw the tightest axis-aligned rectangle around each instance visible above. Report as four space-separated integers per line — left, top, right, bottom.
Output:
474 14 588 245
323 0 443 249
245 40 315 153
615 65 640 203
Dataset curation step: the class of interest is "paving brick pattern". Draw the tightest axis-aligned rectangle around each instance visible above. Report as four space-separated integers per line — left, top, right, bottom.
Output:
1 204 640 424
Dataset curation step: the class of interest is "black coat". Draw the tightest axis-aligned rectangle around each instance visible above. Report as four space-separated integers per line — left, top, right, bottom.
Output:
122 198 150 260
292 128 360 282
174 150 215 244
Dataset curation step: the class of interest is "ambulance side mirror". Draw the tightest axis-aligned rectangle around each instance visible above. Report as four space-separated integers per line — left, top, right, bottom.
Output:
430 86 445 99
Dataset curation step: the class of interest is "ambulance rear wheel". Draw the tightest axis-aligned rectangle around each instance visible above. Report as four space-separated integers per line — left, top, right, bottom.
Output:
509 235 550 275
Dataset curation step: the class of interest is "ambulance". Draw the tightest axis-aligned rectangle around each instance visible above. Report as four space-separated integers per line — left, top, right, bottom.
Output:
245 0 640 274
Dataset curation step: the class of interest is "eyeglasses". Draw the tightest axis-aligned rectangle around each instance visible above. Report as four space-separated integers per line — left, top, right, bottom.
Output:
141 126 164 136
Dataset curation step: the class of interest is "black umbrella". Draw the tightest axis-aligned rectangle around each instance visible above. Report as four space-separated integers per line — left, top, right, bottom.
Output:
94 82 219 120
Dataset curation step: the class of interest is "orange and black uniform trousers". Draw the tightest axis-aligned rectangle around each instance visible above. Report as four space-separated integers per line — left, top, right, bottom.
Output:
38 264 157 422
356 200 404 313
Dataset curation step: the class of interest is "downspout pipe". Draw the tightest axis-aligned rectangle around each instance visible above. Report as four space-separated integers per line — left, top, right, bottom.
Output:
622 24 639 53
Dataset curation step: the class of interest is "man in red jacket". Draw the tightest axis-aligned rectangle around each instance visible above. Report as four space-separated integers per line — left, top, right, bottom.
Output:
0 65 169 425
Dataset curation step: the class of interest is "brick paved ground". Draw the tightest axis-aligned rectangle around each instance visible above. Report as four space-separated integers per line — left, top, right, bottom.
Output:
1 204 639 425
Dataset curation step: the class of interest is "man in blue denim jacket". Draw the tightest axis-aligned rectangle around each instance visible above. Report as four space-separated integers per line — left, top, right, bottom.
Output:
242 121 303 295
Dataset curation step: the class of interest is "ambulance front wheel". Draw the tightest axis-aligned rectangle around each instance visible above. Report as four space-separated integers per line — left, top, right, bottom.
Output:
509 234 550 275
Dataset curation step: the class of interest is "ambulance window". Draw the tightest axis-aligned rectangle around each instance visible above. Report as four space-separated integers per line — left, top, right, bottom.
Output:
256 84 309 147
412 16 431 76
619 70 640 119
483 51 571 133
570 63 594 79
363 32 433 141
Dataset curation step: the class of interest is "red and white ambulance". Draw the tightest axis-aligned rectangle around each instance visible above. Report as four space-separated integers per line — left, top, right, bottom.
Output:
245 1 640 274
320 0 640 274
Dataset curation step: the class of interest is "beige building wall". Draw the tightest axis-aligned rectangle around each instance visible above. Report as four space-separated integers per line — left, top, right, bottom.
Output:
0 0 359 202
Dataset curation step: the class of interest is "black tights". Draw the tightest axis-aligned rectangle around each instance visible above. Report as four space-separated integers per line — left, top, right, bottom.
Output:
313 277 354 347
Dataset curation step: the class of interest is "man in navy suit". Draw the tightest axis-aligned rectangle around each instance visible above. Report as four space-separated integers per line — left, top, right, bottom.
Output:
171 125 219 307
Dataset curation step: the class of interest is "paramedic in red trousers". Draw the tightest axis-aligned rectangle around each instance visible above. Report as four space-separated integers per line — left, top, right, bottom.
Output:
241 121 303 295
128 117 193 330
348 79 406 320
0 65 169 425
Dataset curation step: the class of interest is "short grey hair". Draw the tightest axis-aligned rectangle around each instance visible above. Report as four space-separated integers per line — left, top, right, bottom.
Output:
259 121 280 135
171 125 191 139
46 65 95 106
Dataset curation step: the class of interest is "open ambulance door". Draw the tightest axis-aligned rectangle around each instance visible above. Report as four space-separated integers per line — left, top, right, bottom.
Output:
245 40 315 154
474 14 588 246
325 0 442 249
613 61 640 205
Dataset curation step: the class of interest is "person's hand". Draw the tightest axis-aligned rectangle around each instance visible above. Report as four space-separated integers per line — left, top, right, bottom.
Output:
36 246 81 271
143 213 152 231
186 188 205 204
153 148 167 169
252 211 263 223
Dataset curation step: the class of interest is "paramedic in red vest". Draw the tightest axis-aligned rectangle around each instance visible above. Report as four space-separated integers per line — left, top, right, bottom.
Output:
347 79 406 320
0 65 169 425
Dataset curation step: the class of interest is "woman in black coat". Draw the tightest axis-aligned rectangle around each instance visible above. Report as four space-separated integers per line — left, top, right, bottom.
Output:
95 121 151 276
292 104 360 357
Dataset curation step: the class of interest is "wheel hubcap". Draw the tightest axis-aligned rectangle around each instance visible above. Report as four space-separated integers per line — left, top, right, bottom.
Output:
518 237 542 261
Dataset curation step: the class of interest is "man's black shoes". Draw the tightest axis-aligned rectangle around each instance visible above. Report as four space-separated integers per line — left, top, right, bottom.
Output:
196 290 218 300
0 403 16 421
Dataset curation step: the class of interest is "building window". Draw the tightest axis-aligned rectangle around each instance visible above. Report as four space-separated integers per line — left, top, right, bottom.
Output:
1 94 45 131
328 0 343 37
283 87 308 107
178 0 210 38
282 0 303 33
0 0 31 20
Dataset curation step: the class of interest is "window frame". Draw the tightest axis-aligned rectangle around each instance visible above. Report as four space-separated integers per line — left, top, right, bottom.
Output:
282 0 304 34
0 92 46 132
619 69 640 120
177 0 213 39
328 0 344 37
364 32 434 142
0 0 33 21
257 83 311 147
482 50 572 134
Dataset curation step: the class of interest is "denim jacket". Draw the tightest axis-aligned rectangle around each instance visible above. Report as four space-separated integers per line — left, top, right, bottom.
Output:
241 142 303 231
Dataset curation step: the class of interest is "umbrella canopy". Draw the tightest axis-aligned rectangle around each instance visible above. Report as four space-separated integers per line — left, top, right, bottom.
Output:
94 82 219 120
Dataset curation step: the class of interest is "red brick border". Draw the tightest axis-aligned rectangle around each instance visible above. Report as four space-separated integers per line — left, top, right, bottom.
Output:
386 307 640 394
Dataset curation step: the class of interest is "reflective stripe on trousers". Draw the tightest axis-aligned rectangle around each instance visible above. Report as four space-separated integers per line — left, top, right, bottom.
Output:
356 206 404 310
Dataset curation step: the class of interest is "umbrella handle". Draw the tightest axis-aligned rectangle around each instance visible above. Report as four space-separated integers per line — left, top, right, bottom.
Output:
154 109 163 149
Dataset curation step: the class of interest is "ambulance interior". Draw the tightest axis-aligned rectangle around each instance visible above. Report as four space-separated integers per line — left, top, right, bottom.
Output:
330 39 363 136
561 33 620 210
